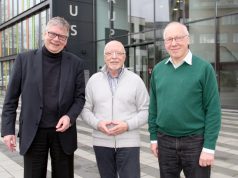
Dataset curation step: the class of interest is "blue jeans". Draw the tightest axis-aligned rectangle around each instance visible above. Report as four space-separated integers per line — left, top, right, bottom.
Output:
93 146 140 178
157 132 211 178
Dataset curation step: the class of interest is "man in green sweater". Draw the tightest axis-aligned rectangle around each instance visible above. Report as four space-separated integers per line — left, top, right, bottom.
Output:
148 22 221 178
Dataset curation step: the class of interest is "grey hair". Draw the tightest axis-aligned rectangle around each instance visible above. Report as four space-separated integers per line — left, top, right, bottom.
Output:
163 21 189 39
45 16 70 36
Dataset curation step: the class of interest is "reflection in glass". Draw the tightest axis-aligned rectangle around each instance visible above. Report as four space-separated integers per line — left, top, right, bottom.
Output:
217 0 238 16
13 24 17 54
9 27 13 55
18 22 22 53
41 10 47 47
13 0 18 17
189 20 215 63
29 17 33 50
22 19 29 51
130 0 154 44
219 14 238 109
0 31 2 57
0 0 4 23
188 0 215 21
35 14 40 48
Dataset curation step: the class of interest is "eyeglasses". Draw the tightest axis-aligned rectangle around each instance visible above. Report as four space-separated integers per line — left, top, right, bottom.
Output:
164 35 188 44
104 51 126 57
47 31 68 41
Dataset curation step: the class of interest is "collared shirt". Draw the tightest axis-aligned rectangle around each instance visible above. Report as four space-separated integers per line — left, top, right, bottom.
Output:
107 68 124 95
165 50 192 69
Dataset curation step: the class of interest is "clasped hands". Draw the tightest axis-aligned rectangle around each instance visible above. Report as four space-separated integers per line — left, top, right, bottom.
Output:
97 120 128 136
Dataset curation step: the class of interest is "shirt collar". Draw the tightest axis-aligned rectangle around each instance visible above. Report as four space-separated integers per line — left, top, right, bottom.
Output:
165 50 192 66
107 67 124 79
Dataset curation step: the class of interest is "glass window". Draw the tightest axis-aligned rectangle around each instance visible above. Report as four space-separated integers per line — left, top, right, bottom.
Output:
9 27 13 55
189 19 215 63
9 0 13 19
217 0 238 16
13 0 18 17
96 0 128 43
2 61 10 88
187 0 216 22
234 33 238 43
219 14 238 109
219 33 228 44
0 62 2 87
199 34 215 44
130 0 154 44
40 10 47 46
96 40 106 71
19 0 23 14
0 31 2 57
2 30 6 56
18 22 22 53
34 14 40 48
130 0 153 31
5 28 9 55
36 0 41 4
112 0 129 42
29 16 34 50
24 0 28 12
0 0 4 23
4 0 8 21
130 0 154 35
155 0 170 23
22 19 29 51
96 0 110 40
13 24 17 54
30 0 34 8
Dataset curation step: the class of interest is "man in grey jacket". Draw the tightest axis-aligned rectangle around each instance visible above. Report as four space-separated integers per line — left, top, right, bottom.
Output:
81 40 149 178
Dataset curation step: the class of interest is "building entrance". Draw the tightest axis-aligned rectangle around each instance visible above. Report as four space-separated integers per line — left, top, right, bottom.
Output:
125 43 155 90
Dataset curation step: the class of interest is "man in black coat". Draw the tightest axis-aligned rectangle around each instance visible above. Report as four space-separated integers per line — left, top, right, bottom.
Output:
1 16 85 178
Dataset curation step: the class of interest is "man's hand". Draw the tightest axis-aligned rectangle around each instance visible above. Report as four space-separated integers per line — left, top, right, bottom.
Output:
150 143 158 158
56 115 71 132
108 120 128 136
3 135 16 152
199 151 214 167
97 120 113 135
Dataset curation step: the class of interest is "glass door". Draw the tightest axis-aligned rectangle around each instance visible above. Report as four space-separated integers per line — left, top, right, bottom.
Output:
125 43 155 90
219 14 238 109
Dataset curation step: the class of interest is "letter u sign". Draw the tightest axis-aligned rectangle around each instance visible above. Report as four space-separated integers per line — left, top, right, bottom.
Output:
69 5 78 16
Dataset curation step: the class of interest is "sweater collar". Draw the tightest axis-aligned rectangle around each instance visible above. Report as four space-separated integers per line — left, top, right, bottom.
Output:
42 45 63 58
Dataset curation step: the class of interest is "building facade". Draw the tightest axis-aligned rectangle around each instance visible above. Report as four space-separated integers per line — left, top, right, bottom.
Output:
0 0 238 109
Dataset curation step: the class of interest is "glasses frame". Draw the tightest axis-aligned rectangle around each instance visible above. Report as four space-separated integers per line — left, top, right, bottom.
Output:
164 35 188 44
104 51 126 57
47 31 68 41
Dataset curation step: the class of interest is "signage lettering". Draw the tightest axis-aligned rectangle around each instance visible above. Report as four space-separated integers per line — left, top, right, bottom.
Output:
69 5 78 16
69 4 78 36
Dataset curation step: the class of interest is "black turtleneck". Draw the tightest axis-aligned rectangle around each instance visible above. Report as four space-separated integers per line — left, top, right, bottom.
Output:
40 46 62 128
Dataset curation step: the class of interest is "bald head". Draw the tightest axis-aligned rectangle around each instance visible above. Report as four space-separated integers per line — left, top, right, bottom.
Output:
163 22 189 39
104 40 126 54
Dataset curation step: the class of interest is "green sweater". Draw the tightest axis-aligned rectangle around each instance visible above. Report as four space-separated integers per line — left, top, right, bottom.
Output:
148 55 221 150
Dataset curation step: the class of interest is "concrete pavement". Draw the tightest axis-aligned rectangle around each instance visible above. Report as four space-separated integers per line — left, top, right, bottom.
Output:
0 96 238 177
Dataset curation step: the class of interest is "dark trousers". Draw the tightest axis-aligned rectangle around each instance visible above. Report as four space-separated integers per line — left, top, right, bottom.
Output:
24 128 74 178
93 146 140 178
157 132 211 178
